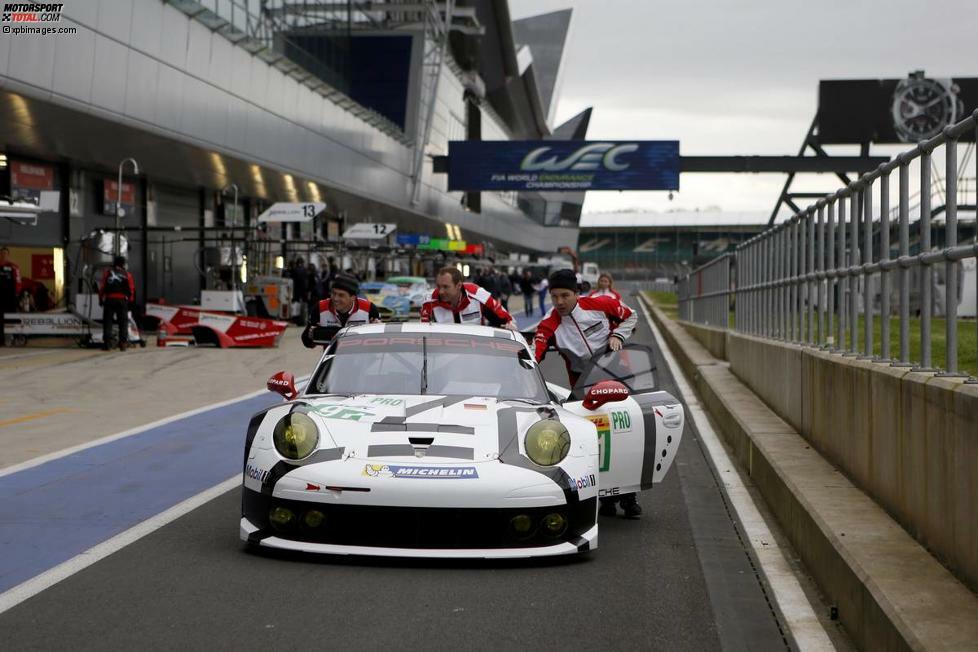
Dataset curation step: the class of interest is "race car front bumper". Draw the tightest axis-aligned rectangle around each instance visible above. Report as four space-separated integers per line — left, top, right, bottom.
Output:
240 487 597 557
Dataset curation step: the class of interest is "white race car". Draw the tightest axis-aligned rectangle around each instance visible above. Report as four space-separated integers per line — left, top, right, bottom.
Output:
240 322 684 559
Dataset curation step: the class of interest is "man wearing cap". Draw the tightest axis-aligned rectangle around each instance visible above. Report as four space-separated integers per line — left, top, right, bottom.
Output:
301 272 380 347
420 266 518 329
533 268 641 518
98 256 136 351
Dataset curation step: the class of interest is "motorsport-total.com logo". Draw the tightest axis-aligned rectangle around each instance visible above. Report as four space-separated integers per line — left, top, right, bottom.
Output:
2 2 64 22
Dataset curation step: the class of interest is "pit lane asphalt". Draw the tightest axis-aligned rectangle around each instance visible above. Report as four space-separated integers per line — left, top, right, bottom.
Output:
1 292 788 651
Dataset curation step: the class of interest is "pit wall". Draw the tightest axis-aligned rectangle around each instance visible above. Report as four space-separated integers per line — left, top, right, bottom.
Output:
685 320 978 594
678 321 726 360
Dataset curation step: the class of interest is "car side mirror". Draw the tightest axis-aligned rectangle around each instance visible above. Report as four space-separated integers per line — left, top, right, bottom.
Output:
582 380 629 411
267 371 297 400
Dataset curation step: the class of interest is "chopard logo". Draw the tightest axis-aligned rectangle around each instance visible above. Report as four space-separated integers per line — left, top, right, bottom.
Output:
520 143 639 172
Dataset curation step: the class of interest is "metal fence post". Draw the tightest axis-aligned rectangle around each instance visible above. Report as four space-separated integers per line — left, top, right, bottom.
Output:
827 200 835 348
863 180 874 357
898 159 911 365
879 169 891 360
920 150 932 369
817 204 825 345
781 226 789 340
786 220 794 341
805 206 822 344
944 135 959 374
849 191 859 354
837 196 847 349
765 233 773 337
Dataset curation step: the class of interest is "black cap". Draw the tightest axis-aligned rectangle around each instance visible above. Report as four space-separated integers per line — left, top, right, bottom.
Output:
548 268 579 292
331 273 359 295
114 256 127 267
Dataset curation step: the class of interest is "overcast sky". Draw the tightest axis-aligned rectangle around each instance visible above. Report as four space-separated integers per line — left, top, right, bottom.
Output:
509 0 977 217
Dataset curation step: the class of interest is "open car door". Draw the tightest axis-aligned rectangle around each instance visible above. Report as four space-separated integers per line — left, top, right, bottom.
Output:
560 344 685 497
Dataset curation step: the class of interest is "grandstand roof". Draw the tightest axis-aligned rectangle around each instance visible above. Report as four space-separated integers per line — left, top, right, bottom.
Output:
580 210 770 228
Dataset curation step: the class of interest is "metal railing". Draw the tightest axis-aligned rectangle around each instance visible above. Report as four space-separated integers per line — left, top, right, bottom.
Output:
729 109 978 379
677 254 731 327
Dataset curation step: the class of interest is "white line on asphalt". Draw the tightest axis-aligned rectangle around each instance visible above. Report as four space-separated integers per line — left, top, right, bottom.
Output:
637 296 835 651
0 476 239 616
0 376 310 479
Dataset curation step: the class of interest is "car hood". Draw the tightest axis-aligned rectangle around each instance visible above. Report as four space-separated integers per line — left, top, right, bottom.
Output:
292 394 568 463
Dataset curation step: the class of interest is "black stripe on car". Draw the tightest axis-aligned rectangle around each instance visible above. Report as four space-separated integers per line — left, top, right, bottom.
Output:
496 406 580 505
367 444 416 457
370 422 475 434
424 445 475 460
631 393 660 490
261 447 345 495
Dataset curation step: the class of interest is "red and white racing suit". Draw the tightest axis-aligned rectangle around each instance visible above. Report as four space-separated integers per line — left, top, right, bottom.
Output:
419 282 513 327
533 295 637 385
303 297 380 348
315 297 379 327
587 288 621 301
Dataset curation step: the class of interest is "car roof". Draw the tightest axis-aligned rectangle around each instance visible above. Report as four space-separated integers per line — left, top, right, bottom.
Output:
340 322 523 341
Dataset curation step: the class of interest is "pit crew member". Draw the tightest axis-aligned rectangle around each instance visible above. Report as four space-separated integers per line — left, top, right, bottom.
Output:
419 267 518 330
0 247 21 347
301 273 380 348
533 268 641 518
99 256 136 352
587 272 622 301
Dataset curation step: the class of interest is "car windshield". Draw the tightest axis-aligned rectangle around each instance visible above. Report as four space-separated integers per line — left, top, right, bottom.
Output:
310 333 550 402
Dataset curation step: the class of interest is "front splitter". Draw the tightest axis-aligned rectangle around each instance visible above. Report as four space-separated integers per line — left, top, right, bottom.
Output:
240 518 597 559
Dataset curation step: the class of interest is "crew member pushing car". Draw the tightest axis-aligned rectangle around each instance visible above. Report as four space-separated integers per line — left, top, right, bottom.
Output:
301 272 380 347
99 256 136 351
419 266 517 330
533 268 641 518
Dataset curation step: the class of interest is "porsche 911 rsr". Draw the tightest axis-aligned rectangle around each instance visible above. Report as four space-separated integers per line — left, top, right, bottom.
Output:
241 323 684 558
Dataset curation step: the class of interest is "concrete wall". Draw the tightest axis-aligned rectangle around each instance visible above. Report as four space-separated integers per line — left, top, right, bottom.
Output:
722 330 978 593
677 320 727 361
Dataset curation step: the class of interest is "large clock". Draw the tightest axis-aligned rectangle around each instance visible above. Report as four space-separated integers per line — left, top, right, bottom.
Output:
890 75 963 143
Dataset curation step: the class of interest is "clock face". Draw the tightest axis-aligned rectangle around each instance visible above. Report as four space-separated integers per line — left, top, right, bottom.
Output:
891 77 960 143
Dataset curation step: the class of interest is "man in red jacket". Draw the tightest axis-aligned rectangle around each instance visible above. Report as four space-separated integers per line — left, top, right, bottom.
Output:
419 266 517 329
0 247 21 347
99 256 135 351
534 269 641 519
301 272 380 347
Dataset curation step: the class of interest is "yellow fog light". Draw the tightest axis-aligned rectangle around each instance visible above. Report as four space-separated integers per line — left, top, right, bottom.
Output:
523 419 571 466
303 509 325 529
510 514 534 538
542 513 567 537
273 412 319 460
269 506 295 530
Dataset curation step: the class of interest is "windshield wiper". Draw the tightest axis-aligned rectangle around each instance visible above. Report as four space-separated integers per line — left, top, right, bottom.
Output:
420 336 428 395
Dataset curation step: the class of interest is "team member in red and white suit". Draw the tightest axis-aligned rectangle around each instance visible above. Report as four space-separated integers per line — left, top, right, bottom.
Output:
301 273 380 347
534 268 641 518
419 266 518 330
587 272 622 301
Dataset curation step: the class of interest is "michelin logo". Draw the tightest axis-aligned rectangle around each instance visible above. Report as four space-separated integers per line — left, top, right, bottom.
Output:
520 143 639 173
362 464 479 479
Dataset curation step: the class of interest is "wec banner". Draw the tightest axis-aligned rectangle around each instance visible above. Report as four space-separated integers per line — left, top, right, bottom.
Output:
447 140 679 191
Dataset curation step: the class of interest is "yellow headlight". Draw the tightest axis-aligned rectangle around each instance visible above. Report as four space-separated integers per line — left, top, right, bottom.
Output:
524 419 571 466
273 412 319 460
